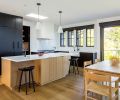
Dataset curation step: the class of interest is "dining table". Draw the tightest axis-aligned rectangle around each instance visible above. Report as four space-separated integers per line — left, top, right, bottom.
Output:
84 60 120 77
84 60 120 99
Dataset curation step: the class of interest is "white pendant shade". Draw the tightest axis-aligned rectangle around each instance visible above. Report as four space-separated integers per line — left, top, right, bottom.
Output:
36 22 41 33
58 26 63 33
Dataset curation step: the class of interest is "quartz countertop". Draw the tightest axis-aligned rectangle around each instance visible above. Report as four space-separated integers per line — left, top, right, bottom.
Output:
2 53 79 62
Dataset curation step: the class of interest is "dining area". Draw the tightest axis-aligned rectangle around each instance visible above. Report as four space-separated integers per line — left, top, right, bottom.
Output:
84 59 120 100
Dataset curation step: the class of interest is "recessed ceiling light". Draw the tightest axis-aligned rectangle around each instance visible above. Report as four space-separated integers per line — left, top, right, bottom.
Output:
26 13 48 20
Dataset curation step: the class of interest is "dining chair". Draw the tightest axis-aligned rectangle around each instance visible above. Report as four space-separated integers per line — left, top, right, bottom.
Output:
84 70 119 100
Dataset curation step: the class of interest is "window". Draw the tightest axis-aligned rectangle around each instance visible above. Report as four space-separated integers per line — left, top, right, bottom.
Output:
68 31 74 47
60 32 67 47
76 29 84 47
86 28 94 47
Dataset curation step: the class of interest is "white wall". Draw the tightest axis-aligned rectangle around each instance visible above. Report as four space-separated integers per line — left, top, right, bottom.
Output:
56 16 120 59
23 19 58 52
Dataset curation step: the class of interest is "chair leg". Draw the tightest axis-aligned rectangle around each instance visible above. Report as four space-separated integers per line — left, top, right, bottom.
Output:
69 64 71 74
73 61 76 74
31 70 35 92
25 71 27 95
76 60 79 74
18 71 23 92
29 71 31 88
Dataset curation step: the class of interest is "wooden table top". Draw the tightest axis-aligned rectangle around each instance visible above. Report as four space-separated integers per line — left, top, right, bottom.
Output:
85 60 120 75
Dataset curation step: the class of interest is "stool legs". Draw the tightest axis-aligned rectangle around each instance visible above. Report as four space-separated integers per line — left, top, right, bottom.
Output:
76 60 79 74
25 71 27 95
19 71 23 92
29 71 31 88
31 70 35 92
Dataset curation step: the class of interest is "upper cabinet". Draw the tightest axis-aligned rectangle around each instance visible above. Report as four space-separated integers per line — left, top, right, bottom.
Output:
16 17 23 30
0 12 23 29
0 13 16 28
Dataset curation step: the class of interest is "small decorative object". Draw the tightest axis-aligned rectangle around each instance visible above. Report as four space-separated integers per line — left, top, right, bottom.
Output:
38 52 44 56
109 55 119 66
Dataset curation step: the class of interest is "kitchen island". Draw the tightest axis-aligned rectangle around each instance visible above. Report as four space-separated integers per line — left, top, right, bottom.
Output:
1 53 78 90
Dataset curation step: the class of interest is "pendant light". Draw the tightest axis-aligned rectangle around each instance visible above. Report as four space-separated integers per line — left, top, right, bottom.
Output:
58 11 63 33
36 3 41 32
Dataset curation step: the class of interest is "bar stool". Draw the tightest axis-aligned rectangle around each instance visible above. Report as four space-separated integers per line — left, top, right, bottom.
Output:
18 66 35 95
69 57 79 74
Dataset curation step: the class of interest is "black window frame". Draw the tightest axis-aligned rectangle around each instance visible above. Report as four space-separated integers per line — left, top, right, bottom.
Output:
68 30 74 47
76 29 84 47
60 33 65 47
86 26 95 47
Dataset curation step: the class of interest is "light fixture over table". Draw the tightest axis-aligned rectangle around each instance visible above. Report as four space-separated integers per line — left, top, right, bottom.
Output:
58 11 63 33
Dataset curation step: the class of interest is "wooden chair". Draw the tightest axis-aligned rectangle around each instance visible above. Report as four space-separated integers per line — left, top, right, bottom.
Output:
84 70 119 100
84 60 92 68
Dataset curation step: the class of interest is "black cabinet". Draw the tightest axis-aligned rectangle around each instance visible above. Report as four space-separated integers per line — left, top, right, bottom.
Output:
0 13 16 28
0 12 23 75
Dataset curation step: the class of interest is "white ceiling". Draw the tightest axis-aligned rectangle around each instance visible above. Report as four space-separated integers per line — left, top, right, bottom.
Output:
0 0 120 25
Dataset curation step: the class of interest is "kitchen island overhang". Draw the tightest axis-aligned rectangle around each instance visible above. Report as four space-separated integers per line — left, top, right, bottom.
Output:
1 53 78 90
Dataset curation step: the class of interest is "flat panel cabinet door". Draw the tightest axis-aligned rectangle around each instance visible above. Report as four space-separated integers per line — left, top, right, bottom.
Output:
14 30 22 55
41 59 50 85
0 13 16 28
16 17 23 30
0 27 15 56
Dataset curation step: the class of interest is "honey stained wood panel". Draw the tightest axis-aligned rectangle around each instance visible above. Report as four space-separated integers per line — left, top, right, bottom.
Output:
56 57 63 80
49 57 57 82
34 60 41 84
1 59 11 88
41 58 50 85
63 56 70 77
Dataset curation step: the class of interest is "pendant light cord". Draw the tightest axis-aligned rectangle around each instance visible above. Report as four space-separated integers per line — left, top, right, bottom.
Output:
59 11 62 26
37 3 41 22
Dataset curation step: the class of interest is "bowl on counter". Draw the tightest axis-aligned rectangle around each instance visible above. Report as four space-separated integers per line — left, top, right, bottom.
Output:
38 52 44 56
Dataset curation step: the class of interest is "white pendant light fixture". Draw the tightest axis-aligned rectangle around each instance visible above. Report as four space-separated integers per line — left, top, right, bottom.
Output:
58 11 63 33
36 3 41 32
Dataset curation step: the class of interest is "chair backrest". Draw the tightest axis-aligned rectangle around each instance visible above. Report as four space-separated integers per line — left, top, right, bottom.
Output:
84 60 92 67
85 71 111 82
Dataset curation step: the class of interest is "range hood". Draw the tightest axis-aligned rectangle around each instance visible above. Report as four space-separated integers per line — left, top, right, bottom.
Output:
37 37 51 40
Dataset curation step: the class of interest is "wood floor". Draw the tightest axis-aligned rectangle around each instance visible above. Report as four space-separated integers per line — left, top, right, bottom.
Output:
0 74 84 100
0 74 104 100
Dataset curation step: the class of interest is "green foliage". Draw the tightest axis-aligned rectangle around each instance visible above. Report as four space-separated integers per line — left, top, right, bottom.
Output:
104 26 120 60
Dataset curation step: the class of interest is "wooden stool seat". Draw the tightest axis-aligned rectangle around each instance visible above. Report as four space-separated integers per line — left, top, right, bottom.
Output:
19 66 34 71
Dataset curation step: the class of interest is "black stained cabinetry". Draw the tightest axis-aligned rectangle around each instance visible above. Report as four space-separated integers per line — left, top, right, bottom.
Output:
23 26 30 54
71 52 97 67
0 12 23 75
23 26 30 42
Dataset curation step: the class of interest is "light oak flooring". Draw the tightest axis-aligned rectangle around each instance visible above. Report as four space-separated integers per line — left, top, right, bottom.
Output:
0 74 108 100
0 74 84 100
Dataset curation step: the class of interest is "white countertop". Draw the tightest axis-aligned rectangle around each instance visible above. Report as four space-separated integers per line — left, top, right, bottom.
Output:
2 53 79 62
